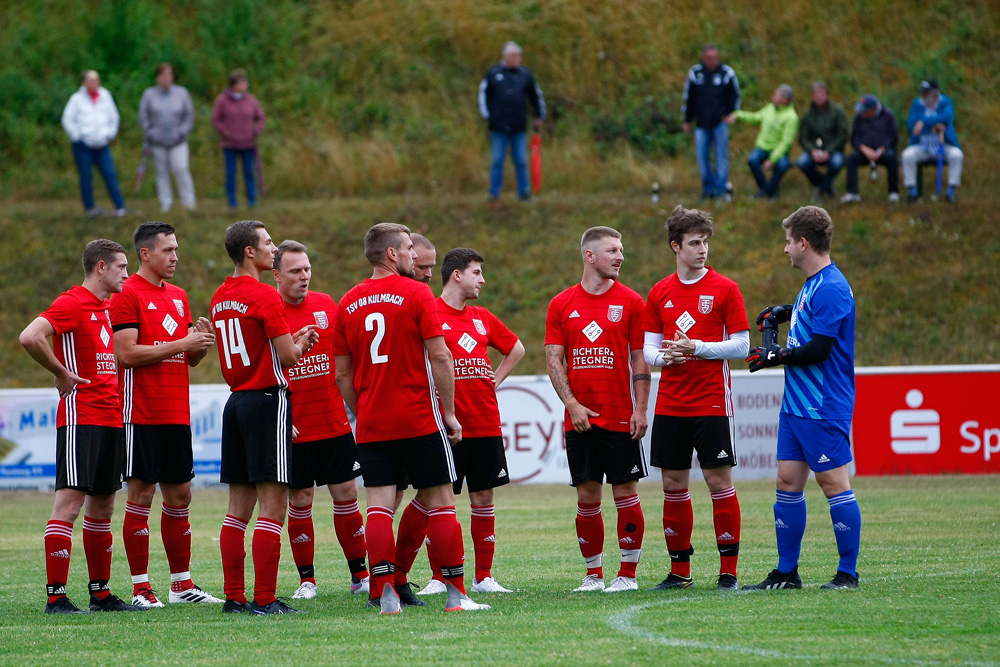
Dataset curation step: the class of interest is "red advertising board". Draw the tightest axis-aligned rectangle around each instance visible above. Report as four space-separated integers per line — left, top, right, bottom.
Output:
853 367 1000 475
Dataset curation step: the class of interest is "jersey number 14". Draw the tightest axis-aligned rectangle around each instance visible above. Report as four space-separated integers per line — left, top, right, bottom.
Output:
215 318 251 368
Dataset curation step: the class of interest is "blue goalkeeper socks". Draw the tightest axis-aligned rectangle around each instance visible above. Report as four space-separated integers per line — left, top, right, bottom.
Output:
774 490 806 573
828 490 861 577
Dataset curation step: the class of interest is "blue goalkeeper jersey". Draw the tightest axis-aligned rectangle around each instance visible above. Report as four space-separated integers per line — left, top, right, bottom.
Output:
781 262 856 421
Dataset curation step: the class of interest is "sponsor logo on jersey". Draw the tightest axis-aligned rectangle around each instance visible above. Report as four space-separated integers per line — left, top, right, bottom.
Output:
699 295 715 314
473 318 487 336
173 299 184 317
607 305 623 322
675 311 696 334
568 310 580 318
582 321 604 342
664 300 674 308
162 314 179 337
442 323 451 330
313 311 329 329
147 302 157 310
91 313 98 321
100 326 111 348
457 332 478 353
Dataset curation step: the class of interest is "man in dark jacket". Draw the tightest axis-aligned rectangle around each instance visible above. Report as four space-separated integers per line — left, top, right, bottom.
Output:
478 42 545 201
796 82 848 199
682 44 741 200
840 95 900 203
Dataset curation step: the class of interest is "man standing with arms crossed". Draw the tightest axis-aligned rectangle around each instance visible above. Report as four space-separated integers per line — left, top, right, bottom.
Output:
744 205 861 590
110 221 221 608
20 239 138 613
333 223 489 614
642 205 750 591
271 241 370 600
211 220 319 615
545 226 651 593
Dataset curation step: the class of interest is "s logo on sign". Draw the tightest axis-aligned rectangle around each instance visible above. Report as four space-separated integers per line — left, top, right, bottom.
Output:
890 389 940 454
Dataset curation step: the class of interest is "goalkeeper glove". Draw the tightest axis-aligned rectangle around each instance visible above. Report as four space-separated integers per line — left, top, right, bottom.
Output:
756 304 794 331
746 342 789 372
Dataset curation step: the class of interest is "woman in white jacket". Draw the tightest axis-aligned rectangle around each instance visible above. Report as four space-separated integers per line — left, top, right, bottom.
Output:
61 70 126 216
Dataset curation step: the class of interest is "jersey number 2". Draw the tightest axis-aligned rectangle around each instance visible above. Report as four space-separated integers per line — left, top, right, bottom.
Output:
215 318 251 368
365 312 388 364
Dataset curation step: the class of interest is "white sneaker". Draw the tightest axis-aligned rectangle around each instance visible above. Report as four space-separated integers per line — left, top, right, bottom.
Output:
888 192 900 203
840 193 861 203
572 574 605 592
603 576 638 593
471 577 513 593
292 581 318 599
350 576 369 595
132 588 165 608
444 581 491 612
416 579 447 596
168 584 224 604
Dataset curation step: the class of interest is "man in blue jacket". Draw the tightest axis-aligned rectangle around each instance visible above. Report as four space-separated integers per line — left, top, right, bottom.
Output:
902 80 963 203
478 42 546 202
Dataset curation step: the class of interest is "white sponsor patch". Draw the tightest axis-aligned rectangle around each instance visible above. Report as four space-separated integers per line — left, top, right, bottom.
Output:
675 311 696 333
457 332 478 353
100 327 111 348
162 313 179 336
582 321 604 342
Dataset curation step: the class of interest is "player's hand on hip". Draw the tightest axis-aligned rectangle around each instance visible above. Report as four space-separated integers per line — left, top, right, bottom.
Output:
630 410 648 441
755 304 794 331
444 415 462 444
55 370 89 398
568 403 598 432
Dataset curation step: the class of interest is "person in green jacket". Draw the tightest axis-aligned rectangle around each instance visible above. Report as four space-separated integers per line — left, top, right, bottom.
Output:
734 84 799 199
796 82 848 199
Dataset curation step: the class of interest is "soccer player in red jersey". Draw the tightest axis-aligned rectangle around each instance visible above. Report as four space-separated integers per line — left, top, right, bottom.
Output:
410 233 437 285
271 240 369 600
20 239 140 614
642 205 750 591
545 226 651 593
110 222 222 608
405 248 524 596
333 223 489 613
210 220 319 615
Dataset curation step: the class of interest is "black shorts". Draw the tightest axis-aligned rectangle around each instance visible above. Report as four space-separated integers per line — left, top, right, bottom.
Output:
452 436 510 495
56 425 123 495
124 424 194 485
220 389 292 485
650 415 737 470
289 432 362 490
565 426 648 487
357 431 455 490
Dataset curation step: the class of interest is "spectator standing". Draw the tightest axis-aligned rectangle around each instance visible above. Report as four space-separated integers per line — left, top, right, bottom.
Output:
796 82 848 199
139 63 196 212
212 70 266 208
61 70 126 216
734 85 799 200
681 44 741 201
902 79 963 203
840 95 900 203
478 42 546 202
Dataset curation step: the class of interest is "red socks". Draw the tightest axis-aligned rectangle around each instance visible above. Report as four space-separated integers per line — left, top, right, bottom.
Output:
711 486 741 576
83 516 113 600
220 515 248 605
333 499 368 579
394 499 429 586
576 501 604 578
427 506 466 594
662 490 694 578
470 504 496 583
287 504 315 583
614 494 644 579
123 502 151 592
366 506 395 599
160 503 192 581
252 517 283 606
44 520 73 603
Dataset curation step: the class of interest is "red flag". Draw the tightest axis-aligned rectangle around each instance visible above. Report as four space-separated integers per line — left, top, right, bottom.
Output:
530 133 542 193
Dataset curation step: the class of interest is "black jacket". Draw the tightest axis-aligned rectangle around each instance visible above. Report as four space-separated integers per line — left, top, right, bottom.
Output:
850 105 899 153
682 62 741 129
478 64 545 134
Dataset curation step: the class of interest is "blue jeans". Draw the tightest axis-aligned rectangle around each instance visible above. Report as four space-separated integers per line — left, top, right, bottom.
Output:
694 124 730 196
71 142 125 211
748 147 791 197
489 131 528 199
224 147 257 207
796 150 844 193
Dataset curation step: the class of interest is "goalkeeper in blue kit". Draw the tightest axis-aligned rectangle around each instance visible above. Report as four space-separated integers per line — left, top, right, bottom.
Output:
744 205 862 590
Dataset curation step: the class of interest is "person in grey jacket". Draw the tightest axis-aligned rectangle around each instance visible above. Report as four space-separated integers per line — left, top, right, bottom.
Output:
61 70 126 216
139 63 196 212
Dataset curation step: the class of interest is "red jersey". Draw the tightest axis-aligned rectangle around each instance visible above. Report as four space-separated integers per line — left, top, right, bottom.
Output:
282 291 352 442
109 273 193 425
544 281 645 433
332 274 443 444
210 276 291 392
643 268 749 417
40 285 120 428
436 298 519 438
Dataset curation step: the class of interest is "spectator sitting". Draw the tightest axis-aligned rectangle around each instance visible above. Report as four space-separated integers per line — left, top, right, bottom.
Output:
734 84 799 200
902 79 963 203
840 95 900 203
796 82 848 199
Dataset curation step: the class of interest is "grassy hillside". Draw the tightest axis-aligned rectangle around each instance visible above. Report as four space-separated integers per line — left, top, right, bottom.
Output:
2 194 997 388
1 0 998 199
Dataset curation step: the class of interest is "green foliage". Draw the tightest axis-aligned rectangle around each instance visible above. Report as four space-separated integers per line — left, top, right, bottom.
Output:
591 96 685 157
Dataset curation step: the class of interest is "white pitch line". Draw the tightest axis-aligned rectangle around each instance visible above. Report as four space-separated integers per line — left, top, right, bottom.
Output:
607 569 997 667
